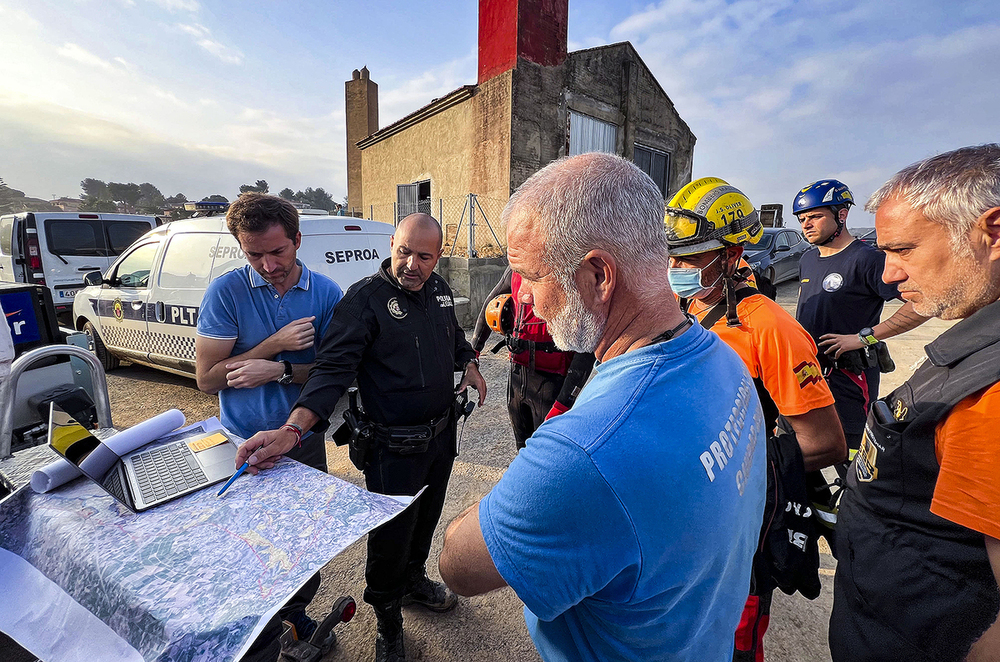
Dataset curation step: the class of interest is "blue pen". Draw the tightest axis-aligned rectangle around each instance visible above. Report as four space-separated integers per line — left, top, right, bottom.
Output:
217 461 250 497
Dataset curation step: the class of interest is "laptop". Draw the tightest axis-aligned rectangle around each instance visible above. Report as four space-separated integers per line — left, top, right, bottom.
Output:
47 403 239 512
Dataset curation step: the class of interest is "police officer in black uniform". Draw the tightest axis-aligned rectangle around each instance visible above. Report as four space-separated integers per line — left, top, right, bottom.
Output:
238 213 487 662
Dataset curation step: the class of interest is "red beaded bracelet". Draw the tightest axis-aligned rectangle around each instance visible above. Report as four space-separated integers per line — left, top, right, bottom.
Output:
280 423 303 448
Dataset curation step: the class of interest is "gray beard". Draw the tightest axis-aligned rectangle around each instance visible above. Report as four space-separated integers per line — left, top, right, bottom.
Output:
912 246 1000 320
546 284 607 353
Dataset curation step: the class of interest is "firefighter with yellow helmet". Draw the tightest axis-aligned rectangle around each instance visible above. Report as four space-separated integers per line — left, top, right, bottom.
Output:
665 177 847 662
472 268 595 449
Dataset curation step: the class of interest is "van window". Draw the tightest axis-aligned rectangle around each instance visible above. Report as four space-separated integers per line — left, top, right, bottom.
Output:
46 219 105 256
114 242 160 289
0 216 13 255
158 234 218 289
210 235 247 280
43 218 151 257
107 221 153 254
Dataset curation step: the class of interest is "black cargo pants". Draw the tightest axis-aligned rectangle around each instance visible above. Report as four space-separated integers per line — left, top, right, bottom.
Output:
362 420 456 606
507 362 565 449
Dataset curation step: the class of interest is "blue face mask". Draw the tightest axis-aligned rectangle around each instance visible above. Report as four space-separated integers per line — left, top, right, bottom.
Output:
668 255 722 299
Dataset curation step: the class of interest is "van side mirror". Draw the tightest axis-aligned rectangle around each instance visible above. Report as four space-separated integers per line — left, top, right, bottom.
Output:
83 270 105 287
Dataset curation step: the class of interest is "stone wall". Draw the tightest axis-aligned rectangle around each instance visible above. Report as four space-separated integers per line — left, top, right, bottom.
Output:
564 43 696 197
509 43 696 197
437 256 508 328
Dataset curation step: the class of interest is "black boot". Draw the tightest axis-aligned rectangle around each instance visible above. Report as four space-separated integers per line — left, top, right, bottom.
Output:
402 570 458 612
373 599 405 662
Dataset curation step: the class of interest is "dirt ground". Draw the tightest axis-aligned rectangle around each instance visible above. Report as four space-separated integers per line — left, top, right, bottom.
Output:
19 279 955 662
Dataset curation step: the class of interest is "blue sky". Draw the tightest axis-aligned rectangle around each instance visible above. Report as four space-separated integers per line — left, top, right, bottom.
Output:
1 0 997 225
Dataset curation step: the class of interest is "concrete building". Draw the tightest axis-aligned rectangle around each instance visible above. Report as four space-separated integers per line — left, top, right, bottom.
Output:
48 197 82 212
345 0 696 238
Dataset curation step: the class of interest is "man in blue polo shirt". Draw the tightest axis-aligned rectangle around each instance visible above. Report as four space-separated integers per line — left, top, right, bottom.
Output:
195 192 343 649
196 193 342 470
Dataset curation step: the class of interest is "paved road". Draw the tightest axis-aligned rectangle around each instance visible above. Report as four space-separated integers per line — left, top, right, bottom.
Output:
9 279 952 662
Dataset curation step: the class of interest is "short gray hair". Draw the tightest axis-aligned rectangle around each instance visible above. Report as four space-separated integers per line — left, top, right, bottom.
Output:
502 153 669 293
866 144 1000 250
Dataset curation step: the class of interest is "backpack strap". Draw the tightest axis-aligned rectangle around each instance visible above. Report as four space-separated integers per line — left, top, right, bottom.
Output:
696 286 760 330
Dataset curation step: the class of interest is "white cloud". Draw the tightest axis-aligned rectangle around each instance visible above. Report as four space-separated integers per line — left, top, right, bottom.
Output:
0 4 42 29
147 0 200 11
56 43 116 72
377 51 477 126
605 0 1000 211
175 23 243 64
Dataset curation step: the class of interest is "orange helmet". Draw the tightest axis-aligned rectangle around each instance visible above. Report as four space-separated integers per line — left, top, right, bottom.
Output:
485 294 515 335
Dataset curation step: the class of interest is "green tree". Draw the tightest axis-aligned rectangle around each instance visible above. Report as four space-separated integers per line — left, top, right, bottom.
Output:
279 188 295 200
80 178 116 211
202 194 229 203
137 182 165 213
164 193 188 205
79 197 118 212
293 187 333 211
107 182 143 212
239 179 269 194
80 178 110 201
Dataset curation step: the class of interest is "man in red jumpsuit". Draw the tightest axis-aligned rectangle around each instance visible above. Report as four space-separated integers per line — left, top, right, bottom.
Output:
473 267 595 449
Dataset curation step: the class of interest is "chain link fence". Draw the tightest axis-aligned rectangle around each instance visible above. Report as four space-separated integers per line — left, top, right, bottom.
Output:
346 195 508 258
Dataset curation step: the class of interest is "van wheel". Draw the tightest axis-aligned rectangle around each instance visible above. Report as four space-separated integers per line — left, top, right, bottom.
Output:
84 322 119 371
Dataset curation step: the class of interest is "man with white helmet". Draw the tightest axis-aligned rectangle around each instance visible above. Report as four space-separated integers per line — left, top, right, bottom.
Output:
793 180 928 462
666 177 847 661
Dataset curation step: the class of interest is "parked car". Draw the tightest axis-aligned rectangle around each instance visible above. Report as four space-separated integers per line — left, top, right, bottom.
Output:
0 212 160 317
744 227 809 284
854 227 878 248
72 215 394 376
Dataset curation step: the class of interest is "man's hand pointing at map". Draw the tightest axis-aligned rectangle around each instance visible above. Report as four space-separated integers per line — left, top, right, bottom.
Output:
237 406 322 475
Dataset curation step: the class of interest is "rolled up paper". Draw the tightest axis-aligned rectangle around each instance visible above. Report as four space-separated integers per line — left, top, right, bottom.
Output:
30 409 186 493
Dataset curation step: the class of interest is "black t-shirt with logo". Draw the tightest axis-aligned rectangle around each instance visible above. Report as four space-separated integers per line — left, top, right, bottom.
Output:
795 240 900 341
796 241 901 440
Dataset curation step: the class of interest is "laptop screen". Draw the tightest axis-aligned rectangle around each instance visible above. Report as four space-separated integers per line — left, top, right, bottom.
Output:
48 402 135 511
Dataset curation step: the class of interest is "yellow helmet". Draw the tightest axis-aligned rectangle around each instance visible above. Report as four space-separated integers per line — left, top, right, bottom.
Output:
664 177 763 256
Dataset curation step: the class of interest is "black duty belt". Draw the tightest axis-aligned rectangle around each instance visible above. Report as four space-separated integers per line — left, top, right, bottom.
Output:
373 409 452 455
507 337 559 354
820 343 893 375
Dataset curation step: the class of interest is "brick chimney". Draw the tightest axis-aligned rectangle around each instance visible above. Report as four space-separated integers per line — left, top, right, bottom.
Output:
345 66 378 212
478 0 568 84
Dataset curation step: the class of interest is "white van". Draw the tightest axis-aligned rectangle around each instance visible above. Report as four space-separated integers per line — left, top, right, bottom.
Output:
71 215 394 376
0 212 160 316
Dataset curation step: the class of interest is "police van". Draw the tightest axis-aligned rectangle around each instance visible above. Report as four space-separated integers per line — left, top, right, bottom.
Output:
0 212 160 317
71 215 394 376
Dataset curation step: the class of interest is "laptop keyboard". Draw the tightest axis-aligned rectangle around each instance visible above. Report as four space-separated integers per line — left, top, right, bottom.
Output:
132 442 208 503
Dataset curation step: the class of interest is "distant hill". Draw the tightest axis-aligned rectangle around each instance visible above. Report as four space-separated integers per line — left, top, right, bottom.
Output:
0 182 58 214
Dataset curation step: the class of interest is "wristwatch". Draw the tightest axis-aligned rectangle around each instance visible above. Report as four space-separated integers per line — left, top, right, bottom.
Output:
858 327 878 346
277 360 294 385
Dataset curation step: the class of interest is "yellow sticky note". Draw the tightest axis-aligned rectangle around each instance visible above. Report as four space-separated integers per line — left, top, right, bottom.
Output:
187 432 229 453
